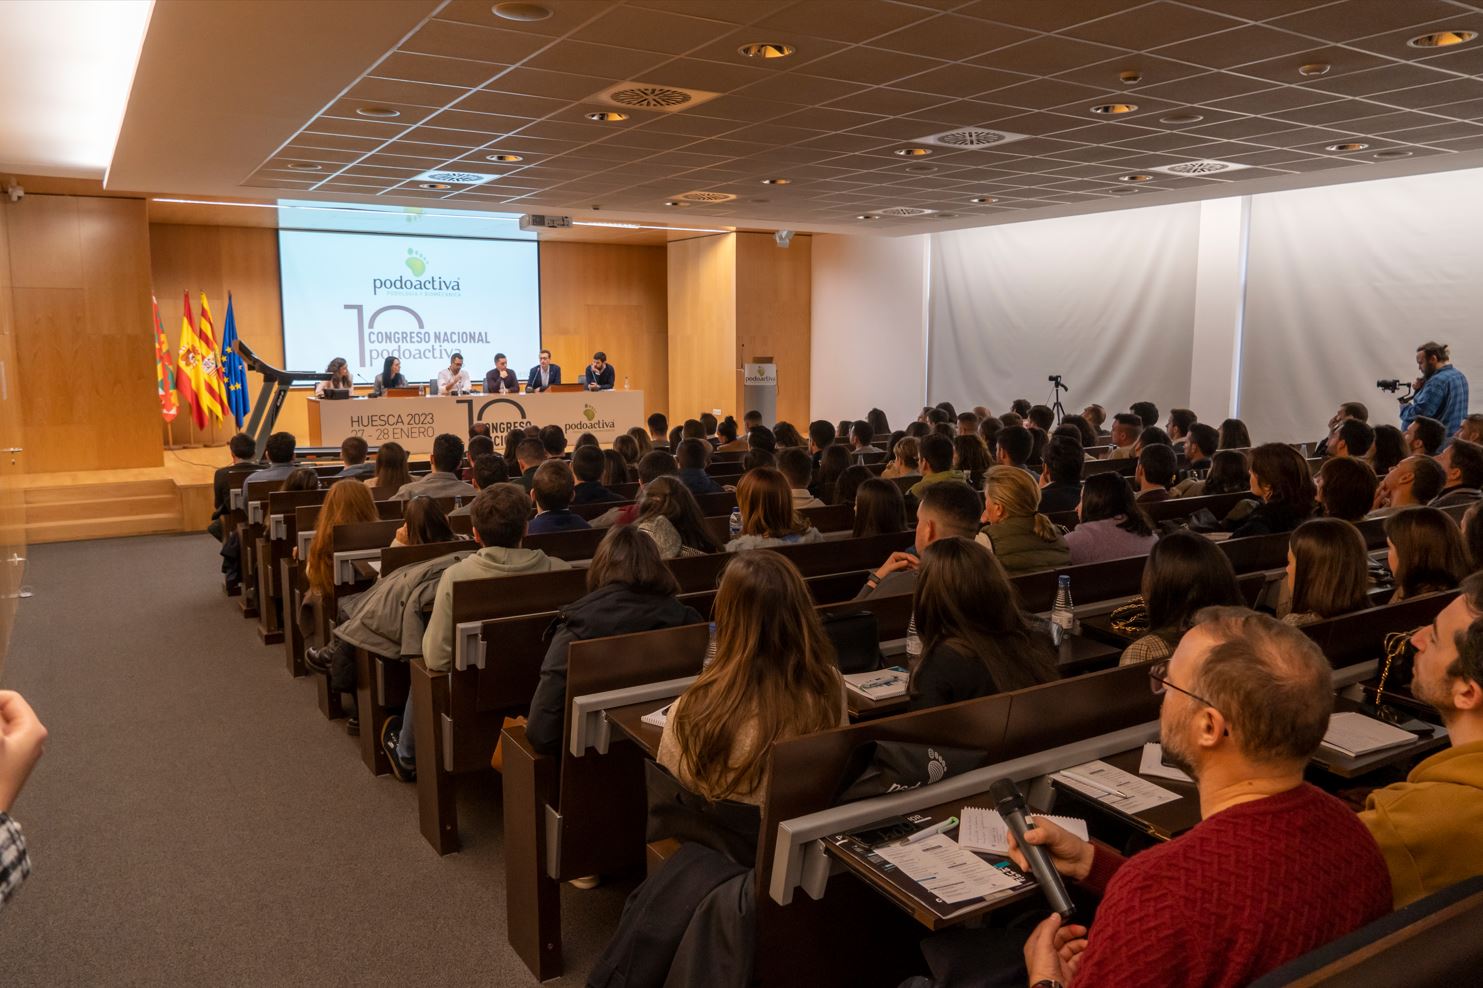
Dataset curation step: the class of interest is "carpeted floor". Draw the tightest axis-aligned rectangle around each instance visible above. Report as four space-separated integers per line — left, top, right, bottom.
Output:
0 533 630 984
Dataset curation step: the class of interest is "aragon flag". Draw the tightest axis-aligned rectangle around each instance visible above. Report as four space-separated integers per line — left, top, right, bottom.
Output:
176 291 207 430
196 292 227 424
152 295 179 422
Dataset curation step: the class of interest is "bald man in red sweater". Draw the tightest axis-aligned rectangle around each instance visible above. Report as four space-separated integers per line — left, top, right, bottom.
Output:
1013 608 1390 988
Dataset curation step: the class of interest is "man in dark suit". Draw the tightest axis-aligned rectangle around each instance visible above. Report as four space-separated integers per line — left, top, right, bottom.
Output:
526 348 561 392
484 352 520 394
584 351 616 391
210 433 260 541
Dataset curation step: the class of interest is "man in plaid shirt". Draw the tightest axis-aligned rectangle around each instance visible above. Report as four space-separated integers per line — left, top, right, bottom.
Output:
0 691 48 911
1401 341 1470 439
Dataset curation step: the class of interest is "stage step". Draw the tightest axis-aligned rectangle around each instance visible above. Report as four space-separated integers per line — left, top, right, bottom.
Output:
24 480 185 544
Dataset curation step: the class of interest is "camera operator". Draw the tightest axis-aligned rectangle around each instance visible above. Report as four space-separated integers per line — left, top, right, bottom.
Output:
1400 341 1470 437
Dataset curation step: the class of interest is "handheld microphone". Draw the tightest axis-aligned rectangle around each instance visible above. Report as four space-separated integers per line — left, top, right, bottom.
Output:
989 778 1076 919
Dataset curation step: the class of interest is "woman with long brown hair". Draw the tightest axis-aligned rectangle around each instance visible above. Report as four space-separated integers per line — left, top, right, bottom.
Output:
1228 442 1316 538
1386 506 1470 601
1283 518 1371 626
658 551 845 803
1121 531 1245 664
634 476 722 557
852 477 906 538
365 441 412 493
305 480 379 600
393 495 458 547
725 467 822 551
909 537 1057 710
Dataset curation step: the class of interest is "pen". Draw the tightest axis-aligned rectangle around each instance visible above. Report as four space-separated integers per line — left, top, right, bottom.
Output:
903 816 960 844
1059 770 1129 798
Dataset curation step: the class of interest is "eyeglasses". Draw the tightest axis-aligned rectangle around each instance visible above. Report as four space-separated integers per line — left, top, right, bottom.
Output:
1148 661 1221 712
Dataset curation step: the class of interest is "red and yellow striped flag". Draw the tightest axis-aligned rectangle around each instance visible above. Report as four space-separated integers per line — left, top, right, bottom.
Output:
176 291 207 430
196 291 226 424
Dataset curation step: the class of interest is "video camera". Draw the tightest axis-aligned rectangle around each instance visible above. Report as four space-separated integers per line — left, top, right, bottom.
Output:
1376 379 1403 393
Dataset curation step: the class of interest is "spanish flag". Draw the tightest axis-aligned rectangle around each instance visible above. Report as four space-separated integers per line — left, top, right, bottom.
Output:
176 291 207 430
152 295 178 422
196 291 226 424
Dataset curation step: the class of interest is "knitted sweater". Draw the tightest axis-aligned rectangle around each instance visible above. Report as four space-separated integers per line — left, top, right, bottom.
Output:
1074 783 1390 988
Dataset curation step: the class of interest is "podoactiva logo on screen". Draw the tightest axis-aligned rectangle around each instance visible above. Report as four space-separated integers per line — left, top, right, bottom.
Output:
371 247 463 297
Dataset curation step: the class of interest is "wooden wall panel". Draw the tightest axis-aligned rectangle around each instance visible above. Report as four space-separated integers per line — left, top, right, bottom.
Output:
0 201 24 669
666 234 736 425
538 241 668 417
735 232 812 428
8 196 160 473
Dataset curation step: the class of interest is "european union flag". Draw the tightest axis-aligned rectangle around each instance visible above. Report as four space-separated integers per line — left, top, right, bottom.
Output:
221 293 251 428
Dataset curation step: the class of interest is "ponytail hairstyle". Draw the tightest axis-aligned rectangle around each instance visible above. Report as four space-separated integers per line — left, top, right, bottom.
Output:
983 465 1059 542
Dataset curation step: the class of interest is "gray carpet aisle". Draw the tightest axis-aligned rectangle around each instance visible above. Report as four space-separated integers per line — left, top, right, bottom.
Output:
0 533 629 985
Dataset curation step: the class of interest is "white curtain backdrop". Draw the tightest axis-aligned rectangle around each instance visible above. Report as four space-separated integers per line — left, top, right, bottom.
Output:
1239 169 1483 444
927 203 1202 422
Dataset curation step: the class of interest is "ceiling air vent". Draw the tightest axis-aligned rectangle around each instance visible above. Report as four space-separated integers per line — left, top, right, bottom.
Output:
876 206 935 217
414 169 497 185
919 128 1028 149
676 191 737 203
1147 159 1248 177
595 82 720 113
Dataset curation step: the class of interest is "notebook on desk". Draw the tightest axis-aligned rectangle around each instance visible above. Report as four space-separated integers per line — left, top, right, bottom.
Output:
825 829 1033 924
1321 711 1422 758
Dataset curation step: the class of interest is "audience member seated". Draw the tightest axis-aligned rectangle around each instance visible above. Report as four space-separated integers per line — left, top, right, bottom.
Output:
1316 456 1379 522
1008 398 1030 419
742 447 776 473
1166 407 1196 450
1027 404 1055 433
1081 403 1109 440
302 480 380 617
539 425 567 460
847 420 874 461
514 438 547 491
209 432 260 542
977 465 1070 573
570 446 621 505
573 432 599 450
1061 413 1098 448
1466 503 1482 572
394 495 459 548
333 436 375 480
600 449 633 488
393 434 476 501
860 481 981 600
1171 423 1220 496
1135 444 1177 503
1133 425 1172 456
1195 448 1252 498
1107 412 1142 460
1228 443 1315 539
1121 531 1244 665
674 438 723 497
282 467 320 492
748 425 777 455
956 411 979 437
815 444 850 503
612 432 641 467
993 425 1035 476
1317 400 1368 456
777 447 823 510
700 412 718 445
1126 400 1156 429
1037 435 1084 514
525 526 704 757
883 436 920 480
363 440 411 493
1387 507 1470 602
743 409 763 433
908 434 965 500
725 468 823 552
658 551 845 806
1064 473 1157 565
381 484 574 782
715 416 746 452
1028 426 1048 468
1013 609 1390 988
852 477 906 538
633 476 722 558
527 461 591 535
906 537 1058 711
772 421 804 449
1369 423 1407 476
240 431 298 502
646 412 670 451
462 434 494 482
806 419 835 470
1360 573 1483 907
1329 417 1375 459
1406 415 1447 457
1280 518 1371 627
1432 438 1483 507
953 435 992 489
1459 413 1483 445
977 414 1003 454
1218 417 1252 449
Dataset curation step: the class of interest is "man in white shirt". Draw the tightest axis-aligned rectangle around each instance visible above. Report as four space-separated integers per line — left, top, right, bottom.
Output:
436 352 470 395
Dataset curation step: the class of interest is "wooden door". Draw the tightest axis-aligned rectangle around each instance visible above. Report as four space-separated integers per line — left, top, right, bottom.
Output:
0 200 27 678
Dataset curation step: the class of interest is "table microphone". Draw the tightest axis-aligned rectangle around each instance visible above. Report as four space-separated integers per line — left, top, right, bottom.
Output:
989 778 1076 920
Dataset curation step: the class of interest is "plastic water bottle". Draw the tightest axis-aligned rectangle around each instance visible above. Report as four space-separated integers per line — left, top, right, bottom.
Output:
905 614 922 661
623 375 630 390
1051 574 1076 633
704 622 717 667
729 507 742 538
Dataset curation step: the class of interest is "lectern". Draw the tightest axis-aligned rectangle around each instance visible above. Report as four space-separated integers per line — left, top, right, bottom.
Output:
235 340 331 461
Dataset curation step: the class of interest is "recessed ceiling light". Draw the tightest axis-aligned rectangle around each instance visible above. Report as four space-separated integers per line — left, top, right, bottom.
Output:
1091 102 1139 115
663 200 683 207
760 177 791 185
1160 112 1204 124
893 147 932 157
738 42 796 59
491 2 552 21
1408 29 1477 48
904 164 937 173
1119 70 1142 84
418 182 452 190
935 213 959 219
485 153 524 162
1298 62 1331 77
856 214 878 220
356 106 400 118
1325 142 1369 152
969 196 997 204
1119 173 1154 183
285 162 322 171
585 110 629 122
1374 149 1414 159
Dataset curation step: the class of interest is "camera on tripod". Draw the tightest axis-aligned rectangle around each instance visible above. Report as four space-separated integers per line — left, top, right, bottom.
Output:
1048 374 1066 389
1376 379 1403 393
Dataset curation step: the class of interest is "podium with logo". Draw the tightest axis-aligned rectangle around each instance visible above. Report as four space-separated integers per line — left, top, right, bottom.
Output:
743 359 777 425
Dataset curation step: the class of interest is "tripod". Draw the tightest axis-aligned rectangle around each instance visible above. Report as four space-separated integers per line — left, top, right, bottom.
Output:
1048 376 1069 424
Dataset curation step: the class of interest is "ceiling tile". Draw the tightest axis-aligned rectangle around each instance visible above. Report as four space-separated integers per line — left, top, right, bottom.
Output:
1152 23 1316 69
747 1 934 44
424 108 536 135
436 0 611 37
1185 115 1302 139
451 89 571 118
1425 97 1483 120
801 46 948 86
295 132 389 153
1205 86 1339 116
1182 0 1344 22
1133 71 1273 105
1267 97 1395 125
973 33 1128 76
398 19 552 64
371 51 505 89
1379 77 1483 110
975 77 1107 111
401 125 502 148
1236 45 1391 86
642 57 771 92
870 13 1038 61
771 105 886 131
1310 61 1457 97
1268 0 1468 42
1408 40 1483 79
737 71 862 105
689 93 804 123
910 99 1016 127
485 68 616 100
956 0 1139 33
321 98 437 127
522 41 673 79
1061 2 1244 51
569 5 738 53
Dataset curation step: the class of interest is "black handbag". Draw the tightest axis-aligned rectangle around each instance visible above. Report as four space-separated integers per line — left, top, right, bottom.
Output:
821 609 884 674
834 740 990 803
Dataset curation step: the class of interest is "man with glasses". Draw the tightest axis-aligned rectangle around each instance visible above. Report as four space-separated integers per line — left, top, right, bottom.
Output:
1358 574 1483 907
1011 608 1390 988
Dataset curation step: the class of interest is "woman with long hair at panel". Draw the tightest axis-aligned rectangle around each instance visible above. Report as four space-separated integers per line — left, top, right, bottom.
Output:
315 357 354 396
852 477 906 538
372 355 406 396
1119 531 1245 665
1386 506 1471 602
364 441 412 493
1282 518 1372 627
1063 472 1157 565
1228 443 1317 538
634 476 723 558
658 551 846 804
527 526 703 756
726 468 823 551
908 537 1058 710
977 465 1070 573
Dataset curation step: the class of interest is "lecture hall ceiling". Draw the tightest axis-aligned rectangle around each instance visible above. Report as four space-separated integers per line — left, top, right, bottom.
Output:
109 0 1483 234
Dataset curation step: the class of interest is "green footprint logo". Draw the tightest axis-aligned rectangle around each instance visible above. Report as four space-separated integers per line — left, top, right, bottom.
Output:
405 248 427 276
583 405 596 422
